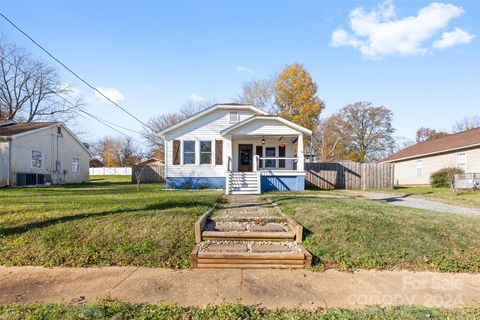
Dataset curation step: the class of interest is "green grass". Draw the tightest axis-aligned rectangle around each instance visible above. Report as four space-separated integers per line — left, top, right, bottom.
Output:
270 193 480 272
377 186 480 209
0 177 222 268
0 300 479 320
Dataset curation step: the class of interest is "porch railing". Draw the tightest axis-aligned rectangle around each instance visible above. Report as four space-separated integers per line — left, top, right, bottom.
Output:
255 156 300 171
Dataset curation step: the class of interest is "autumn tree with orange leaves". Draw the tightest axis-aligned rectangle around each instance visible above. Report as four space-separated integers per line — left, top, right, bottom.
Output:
274 64 325 132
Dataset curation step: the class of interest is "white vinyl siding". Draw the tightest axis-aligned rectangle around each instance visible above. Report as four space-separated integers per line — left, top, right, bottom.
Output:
392 147 480 185
227 118 301 136
164 109 256 177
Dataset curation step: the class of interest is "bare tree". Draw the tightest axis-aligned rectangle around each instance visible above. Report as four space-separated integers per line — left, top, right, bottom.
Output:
0 35 82 122
91 136 143 167
415 127 448 143
335 102 396 162
314 115 342 162
452 116 480 133
236 75 278 115
142 99 213 160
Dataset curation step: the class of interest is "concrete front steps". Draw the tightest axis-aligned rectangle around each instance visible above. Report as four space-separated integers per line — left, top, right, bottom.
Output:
190 198 312 269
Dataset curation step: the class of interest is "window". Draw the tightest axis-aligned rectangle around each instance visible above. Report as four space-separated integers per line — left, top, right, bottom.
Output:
57 126 62 135
183 140 196 164
72 158 80 173
416 159 423 178
31 150 43 169
200 141 212 164
457 153 467 171
265 147 276 168
229 112 239 123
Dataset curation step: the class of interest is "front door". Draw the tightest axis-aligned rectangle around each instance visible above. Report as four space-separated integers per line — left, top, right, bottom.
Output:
238 144 253 172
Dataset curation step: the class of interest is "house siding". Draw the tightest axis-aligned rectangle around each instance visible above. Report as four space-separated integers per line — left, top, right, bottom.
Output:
7 125 90 186
393 146 480 185
164 109 256 180
227 118 301 136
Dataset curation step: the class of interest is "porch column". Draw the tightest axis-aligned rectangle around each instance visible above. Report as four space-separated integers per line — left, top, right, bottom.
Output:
297 133 304 171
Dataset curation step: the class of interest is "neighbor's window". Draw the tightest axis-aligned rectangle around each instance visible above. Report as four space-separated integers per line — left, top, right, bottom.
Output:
265 147 276 168
183 140 196 164
200 141 212 164
457 153 467 171
57 126 62 135
229 112 239 123
31 150 43 169
416 159 423 178
72 158 80 173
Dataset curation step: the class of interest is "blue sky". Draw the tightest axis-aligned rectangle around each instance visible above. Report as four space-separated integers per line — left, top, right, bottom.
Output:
1 0 479 145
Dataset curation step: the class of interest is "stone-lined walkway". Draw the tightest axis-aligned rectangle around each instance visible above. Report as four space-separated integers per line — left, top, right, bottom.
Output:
1 266 479 309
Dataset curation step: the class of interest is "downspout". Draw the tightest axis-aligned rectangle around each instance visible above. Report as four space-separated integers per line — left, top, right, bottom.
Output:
7 138 12 186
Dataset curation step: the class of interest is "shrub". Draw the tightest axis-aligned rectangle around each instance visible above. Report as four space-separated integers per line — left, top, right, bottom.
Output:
430 167 464 188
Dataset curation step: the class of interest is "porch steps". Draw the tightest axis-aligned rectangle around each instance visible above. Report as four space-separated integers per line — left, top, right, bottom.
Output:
191 196 312 269
227 172 260 195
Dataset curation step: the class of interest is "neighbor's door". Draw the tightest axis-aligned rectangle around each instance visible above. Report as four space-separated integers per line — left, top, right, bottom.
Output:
238 144 253 172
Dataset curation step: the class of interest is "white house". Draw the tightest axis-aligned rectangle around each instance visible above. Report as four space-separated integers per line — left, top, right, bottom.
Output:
382 127 480 185
158 103 312 194
0 121 91 187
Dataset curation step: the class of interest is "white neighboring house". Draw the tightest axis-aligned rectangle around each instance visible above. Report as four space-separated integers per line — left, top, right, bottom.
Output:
0 121 91 187
382 127 480 185
158 103 312 194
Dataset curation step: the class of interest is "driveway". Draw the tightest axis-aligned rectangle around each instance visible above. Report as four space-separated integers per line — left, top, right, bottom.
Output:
362 192 480 216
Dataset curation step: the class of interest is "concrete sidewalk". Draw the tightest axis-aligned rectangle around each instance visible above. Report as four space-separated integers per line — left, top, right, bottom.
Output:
1 266 479 309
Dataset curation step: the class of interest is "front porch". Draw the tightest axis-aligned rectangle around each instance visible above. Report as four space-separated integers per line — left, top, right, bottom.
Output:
224 134 306 194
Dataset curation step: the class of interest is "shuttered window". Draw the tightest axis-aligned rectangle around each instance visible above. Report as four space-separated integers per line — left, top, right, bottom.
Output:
215 140 223 165
172 140 180 165
256 146 263 168
279 145 286 168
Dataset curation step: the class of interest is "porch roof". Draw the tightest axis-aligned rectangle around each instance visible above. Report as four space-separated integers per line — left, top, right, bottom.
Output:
220 115 312 136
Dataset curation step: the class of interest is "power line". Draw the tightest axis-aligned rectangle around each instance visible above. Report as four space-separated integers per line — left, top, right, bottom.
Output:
0 55 149 146
0 12 155 131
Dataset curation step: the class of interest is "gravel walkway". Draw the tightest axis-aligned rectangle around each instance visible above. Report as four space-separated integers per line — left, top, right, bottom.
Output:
362 192 480 216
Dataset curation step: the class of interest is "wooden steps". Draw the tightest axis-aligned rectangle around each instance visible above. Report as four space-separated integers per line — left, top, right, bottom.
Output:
191 196 312 269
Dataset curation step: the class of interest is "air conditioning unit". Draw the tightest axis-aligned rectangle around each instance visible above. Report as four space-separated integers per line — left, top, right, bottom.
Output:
454 173 480 190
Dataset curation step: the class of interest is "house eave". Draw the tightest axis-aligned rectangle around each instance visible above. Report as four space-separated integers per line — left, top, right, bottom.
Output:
220 115 312 136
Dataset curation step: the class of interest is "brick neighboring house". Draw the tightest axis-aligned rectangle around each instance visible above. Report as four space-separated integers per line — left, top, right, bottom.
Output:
382 128 480 186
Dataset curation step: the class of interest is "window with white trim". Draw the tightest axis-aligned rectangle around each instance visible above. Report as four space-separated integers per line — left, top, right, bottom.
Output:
31 150 43 169
416 159 423 178
229 112 239 123
72 158 80 173
200 141 212 164
265 147 276 168
183 141 196 164
457 153 467 171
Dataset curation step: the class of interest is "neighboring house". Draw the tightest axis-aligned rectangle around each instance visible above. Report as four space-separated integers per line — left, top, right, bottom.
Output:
0 121 91 187
158 103 312 194
382 128 480 185
89 158 104 168
136 157 163 166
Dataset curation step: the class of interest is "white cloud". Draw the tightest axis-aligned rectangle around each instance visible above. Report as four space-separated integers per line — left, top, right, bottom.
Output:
331 1 473 59
236 65 255 75
189 93 207 102
433 27 475 49
94 87 125 103
58 83 81 98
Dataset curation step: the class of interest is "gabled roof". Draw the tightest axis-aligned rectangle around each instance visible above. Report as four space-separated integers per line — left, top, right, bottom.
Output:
157 103 268 136
383 127 480 162
0 122 56 137
220 115 312 136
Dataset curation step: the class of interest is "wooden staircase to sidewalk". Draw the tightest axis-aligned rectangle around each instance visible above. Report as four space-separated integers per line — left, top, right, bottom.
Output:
190 197 312 269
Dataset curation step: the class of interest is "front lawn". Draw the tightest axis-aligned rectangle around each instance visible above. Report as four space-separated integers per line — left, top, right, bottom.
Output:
270 193 480 272
1 300 479 320
380 186 480 209
0 177 222 268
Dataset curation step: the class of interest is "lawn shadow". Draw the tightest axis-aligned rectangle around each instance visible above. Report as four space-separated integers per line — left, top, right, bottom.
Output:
0 201 207 237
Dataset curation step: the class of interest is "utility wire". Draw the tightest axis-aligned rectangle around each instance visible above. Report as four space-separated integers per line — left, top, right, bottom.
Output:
0 55 149 146
0 12 155 131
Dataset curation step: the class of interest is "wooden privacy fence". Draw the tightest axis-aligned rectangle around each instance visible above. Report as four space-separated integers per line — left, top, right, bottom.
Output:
305 162 394 190
131 164 165 184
